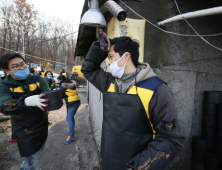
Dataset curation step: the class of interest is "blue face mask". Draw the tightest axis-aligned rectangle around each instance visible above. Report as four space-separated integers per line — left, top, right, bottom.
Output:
10 67 30 80
47 76 52 80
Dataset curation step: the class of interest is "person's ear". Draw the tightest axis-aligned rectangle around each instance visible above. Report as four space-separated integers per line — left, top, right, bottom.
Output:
4 69 10 75
125 53 131 61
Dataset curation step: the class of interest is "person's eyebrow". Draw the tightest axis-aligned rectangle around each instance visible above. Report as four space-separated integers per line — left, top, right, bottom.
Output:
11 61 24 66
108 53 113 57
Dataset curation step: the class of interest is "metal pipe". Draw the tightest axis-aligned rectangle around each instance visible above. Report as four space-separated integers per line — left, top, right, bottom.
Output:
90 0 99 10
100 0 127 21
157 6 222 26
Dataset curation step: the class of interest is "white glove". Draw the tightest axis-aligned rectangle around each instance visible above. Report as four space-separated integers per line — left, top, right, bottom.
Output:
24 94 49 111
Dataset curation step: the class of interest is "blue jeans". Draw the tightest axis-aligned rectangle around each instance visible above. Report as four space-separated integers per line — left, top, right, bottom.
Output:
20 142 45 170
67 104 80 137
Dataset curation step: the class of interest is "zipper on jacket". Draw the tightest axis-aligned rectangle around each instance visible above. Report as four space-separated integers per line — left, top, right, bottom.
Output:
116 79 136 94
115 79 122 93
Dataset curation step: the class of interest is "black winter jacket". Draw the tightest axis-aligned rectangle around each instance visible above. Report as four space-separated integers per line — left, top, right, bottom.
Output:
81 41 185 170
0 74 50 157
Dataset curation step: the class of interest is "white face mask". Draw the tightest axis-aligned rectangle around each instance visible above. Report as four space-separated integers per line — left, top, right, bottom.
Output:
109 52 128 78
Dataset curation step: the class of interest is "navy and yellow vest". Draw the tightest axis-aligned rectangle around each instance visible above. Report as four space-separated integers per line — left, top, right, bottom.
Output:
107 76 164 139
65 88 80 107
41 71 45 77
0 75 48 157
50 81 55 88
1 75 41 98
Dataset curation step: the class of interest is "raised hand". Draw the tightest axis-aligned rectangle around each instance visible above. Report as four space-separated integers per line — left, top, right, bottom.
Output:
98 28 110 52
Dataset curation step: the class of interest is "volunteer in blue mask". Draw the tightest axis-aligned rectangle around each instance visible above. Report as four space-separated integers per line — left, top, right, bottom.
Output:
44 71 56 90
81 30 185 170
44 70 56 126
0 52 50 170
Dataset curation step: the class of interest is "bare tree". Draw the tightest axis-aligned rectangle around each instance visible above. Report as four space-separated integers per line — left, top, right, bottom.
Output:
0 0 78 74
0 0 15 54
14 0 39 60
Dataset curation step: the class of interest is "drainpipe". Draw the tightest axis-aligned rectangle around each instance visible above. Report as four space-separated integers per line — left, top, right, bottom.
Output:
157 6 222 26
96 0 127 39
100 0 127 21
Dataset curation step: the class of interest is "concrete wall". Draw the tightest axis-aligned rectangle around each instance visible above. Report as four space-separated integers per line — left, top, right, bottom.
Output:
87 0 222 169
157 70 222 170
157 70 196 170
88 61 107 151
88 83 103 151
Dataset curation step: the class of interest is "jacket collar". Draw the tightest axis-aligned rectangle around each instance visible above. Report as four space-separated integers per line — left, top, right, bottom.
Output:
0 74 33 85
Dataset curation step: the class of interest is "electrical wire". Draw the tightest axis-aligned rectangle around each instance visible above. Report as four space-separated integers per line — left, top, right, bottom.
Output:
0 46 66 64
119 0 222 37
173 0 222 51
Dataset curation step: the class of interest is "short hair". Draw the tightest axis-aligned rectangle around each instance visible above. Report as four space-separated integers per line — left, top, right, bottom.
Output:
29 67 35 74
45 71 53 77
57 75 66 81
110 36 140 67
0 53 25 70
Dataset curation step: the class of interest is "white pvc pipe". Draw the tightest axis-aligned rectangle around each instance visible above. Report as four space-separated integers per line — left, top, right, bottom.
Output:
157 6 222 26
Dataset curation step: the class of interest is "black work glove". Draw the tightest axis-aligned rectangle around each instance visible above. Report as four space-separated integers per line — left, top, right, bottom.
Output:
98 28 110 52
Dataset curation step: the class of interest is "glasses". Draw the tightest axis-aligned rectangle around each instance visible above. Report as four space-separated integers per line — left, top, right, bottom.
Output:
11 62 27 71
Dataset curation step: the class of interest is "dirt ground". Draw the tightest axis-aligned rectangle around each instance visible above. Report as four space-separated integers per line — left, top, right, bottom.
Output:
0 90 100 170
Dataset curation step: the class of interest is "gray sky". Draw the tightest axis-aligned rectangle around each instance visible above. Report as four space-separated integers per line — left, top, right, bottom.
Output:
27 0 85 30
